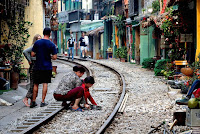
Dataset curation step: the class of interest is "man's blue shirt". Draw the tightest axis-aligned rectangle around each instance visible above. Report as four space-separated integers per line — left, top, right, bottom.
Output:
32 39 57 70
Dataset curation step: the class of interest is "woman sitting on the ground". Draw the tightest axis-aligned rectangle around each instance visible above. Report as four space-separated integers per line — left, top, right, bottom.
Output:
53 66 85 110
176 79 200 105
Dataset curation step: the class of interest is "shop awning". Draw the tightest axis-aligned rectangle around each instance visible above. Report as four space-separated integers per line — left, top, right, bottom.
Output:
80 20 104 32
86 26 104 36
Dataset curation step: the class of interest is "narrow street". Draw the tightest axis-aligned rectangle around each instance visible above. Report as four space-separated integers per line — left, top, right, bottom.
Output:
1 0 200 133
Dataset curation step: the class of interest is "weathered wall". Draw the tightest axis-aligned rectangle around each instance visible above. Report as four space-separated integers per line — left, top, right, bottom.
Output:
23 0 44 68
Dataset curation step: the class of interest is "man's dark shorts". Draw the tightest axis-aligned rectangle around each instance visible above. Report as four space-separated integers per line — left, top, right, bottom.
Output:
33 70 52 84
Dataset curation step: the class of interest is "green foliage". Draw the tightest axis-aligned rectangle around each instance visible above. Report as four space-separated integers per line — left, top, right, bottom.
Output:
142 58 155 69
19 72 27 77
52 72 56 78
8 20 32 72
115 48 120 58
160 7 179 37
115 46 127 59
0 88 13 95
142 8 146 14
115 15 126 39
152 0 160 14
0 19 32 72
154 59 171 76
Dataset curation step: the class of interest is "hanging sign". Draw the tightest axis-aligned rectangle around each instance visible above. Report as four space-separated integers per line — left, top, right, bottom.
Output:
180 34 193 43
58 11 69 23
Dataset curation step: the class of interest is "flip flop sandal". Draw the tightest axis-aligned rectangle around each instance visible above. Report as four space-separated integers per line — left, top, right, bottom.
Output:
70 107 84 112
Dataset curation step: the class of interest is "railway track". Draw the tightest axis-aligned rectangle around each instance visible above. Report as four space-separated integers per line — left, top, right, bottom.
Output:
8 56 126 134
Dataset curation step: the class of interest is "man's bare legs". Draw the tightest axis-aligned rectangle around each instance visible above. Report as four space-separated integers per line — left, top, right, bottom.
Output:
30 84 39 108
42 83 48 103
85 49 87 57
32 84 39 102
30 83 48 107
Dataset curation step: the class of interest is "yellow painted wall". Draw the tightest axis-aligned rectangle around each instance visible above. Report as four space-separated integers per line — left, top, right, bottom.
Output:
197 0 200 60
115 26 119 48
23 0 44 68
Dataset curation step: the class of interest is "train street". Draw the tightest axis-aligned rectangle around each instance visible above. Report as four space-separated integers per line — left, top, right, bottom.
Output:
1 0 200 134
0 57 193 134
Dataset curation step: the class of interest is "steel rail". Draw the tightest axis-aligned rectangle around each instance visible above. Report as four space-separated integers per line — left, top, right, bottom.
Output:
57 56 126 133
11 56 126 134
89 60 126 134
67 56 126 134
10 59 91 134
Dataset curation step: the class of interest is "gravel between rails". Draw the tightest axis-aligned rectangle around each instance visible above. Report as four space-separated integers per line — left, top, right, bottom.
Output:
2 59 191 134
94 59 191 134
33 60 121 134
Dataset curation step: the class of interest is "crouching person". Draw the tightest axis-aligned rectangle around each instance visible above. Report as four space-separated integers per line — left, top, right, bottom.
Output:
53 66 85 111
80 76 101 110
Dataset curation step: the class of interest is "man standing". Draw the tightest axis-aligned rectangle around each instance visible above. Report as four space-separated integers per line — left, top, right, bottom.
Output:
79 32 87 58
30 28 57 108
67 32 76 61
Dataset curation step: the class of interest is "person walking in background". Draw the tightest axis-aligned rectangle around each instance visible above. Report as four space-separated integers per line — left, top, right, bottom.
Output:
30 28 57 108
53 66 85 111
22 34 42 107
67 32 76 61
79 32 87 58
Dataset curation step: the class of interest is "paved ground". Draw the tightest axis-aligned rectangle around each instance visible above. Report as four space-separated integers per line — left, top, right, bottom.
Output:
0 61 72 133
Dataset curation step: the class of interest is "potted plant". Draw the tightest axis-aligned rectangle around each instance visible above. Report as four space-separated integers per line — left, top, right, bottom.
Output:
19 72 27 81
115 46 127 62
